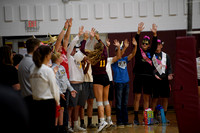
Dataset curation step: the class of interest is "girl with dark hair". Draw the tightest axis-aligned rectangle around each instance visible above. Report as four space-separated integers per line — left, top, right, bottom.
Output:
30 45 60 133
0 45 20 91
13 54 23 70
133 22 158 125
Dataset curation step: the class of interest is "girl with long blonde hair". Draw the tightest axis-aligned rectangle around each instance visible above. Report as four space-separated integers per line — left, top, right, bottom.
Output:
80 30 113 132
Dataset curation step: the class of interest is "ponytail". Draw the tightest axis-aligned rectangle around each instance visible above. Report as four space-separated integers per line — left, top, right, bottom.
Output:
33 45 52 68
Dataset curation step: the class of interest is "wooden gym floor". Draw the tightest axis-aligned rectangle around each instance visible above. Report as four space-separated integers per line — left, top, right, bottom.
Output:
78 110 179 133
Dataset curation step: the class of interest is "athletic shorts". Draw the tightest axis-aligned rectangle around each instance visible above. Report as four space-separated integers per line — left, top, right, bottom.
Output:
152 78 170 98
133 75 153 95
108 81 114 101
69 83 82 107
78 82 95 107
64 91 70 107
83 82 95 99
93 74 110 87
198 79 200 86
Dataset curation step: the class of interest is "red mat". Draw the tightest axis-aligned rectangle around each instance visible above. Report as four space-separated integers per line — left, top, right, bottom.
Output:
173 36 200 133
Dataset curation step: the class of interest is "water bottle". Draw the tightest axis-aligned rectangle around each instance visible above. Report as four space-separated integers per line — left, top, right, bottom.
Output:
160 108 166 123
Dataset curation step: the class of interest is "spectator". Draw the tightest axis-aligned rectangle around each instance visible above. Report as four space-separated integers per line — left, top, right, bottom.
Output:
151 39 173 123
0 46 20 91
30 45 60 133
13 54 23 70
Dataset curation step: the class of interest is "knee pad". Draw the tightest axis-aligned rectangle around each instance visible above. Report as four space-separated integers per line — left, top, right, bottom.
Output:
103 101 109 106
96 101 103 107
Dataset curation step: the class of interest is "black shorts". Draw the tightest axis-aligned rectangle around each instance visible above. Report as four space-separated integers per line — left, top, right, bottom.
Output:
108 81 114 101
64 91 70 107
198 79 200 86
69 83 82 107
133 75 153 95
152 78 170 98
78 82 95 107
78 84 87 107
93 74 110 87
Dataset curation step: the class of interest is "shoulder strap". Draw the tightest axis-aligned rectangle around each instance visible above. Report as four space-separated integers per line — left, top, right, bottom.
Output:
140 48 152 66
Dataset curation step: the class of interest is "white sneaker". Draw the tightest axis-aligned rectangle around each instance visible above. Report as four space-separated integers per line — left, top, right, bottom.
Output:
67 127 74 133
73 125 86 132
107 120 115 128
97 121 108 132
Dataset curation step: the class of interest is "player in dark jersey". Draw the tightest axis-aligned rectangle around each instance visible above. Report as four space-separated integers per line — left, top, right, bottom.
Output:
80 31 113 132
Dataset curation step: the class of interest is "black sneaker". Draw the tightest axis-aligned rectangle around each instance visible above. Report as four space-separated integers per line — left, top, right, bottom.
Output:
166 119 170 123
80 124 86 129
117 123 124 128
124 122 132 127
133 120 140 125
153 118 159 124
87 123 96 129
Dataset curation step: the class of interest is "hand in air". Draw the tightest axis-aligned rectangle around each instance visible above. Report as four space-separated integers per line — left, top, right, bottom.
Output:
138 22 145 33
132 37 137 46
78 26 84 37
106 38 111 47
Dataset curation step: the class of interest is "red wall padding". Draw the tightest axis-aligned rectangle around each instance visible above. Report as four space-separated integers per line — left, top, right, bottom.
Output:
173 36 200 133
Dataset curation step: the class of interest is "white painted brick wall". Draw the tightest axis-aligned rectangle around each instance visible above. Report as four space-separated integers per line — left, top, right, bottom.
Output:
0 0 199 36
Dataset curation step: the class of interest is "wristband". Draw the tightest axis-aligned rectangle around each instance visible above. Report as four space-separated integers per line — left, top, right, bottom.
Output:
63 27 66 31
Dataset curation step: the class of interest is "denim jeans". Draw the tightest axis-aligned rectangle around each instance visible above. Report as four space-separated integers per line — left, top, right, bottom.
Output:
114 82 129 124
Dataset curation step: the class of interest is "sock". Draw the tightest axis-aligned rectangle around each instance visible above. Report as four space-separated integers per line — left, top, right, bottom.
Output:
134 111 139 121
80 119 84 125
74 121 78 127
68 121 71 128
88 117 92 125
107 116 111 122
164 111 167 116
98 119 100 124
100 118 104 124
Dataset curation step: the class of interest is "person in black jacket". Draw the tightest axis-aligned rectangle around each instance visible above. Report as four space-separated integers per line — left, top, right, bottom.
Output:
151 39 173 123
0 46 20 91
133 22 157 125
0 84 29 133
